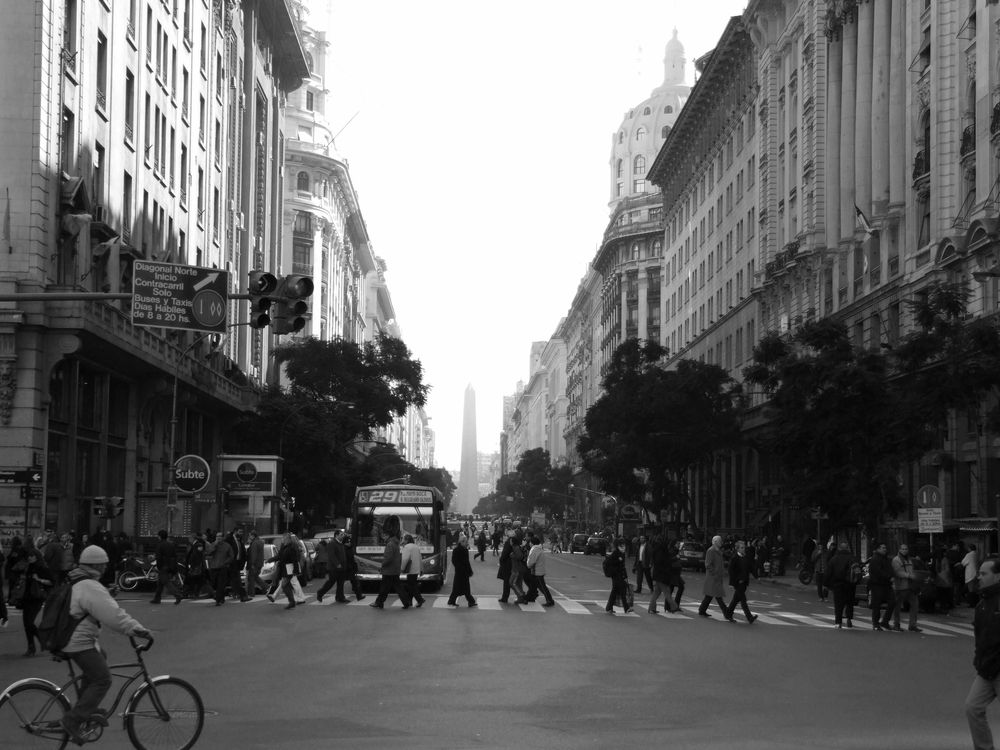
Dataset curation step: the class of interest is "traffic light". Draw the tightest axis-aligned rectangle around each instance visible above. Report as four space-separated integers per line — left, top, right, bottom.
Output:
271 274 314 335
248 271 279 329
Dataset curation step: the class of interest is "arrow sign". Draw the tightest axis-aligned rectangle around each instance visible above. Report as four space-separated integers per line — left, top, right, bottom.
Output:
192 273 220 291
132 261 229 333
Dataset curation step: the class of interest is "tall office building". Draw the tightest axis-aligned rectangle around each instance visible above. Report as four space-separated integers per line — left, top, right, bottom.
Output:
457 384 479 513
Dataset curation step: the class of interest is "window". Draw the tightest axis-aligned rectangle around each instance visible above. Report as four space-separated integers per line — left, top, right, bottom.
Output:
305 91 314 111
61 107 74 172
198 95 205 144
125 70 135 141
200 24 207 73
96 32 108 111
216 52 223 98
633 179 645 193
635 126 647 141
634 155 646 175
664 105 673 114
618 131 623 144
297 171 310 192
643 106 651 115
64 0 78 73
294 212 312 234
616 159 623 178
661 125 670 138
123 171 133 233
93 142 105 207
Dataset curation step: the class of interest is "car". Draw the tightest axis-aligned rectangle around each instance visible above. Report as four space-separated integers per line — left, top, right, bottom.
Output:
585 535 607 555
677 541 707 571
569 534 589 554
241 543 278 595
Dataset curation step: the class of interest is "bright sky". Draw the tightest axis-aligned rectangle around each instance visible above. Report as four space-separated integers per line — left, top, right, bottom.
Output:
311 0 748 471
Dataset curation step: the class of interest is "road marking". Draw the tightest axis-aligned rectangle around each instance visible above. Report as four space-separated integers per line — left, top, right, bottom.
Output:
918 621 974 636
750 613 795 626
517 601 545 612
780 613 839 628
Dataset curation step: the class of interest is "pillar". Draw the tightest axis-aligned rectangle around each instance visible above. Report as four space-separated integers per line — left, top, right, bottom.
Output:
871 0 891 216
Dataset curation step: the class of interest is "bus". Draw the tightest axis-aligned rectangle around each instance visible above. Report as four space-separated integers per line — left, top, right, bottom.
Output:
350 484 448 589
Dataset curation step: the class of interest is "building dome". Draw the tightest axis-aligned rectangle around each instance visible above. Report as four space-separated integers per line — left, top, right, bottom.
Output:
608 29 690 210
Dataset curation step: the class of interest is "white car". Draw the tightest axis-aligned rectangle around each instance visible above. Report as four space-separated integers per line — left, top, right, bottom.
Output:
241 543 278 595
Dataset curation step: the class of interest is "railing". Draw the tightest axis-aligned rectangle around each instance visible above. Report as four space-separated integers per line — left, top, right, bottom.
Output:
125 121 134 142
912 149 930 182
961 123 977 157
96 88 106 111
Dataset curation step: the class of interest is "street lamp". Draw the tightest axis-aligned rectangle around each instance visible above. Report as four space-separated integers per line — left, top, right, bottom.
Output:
569 484 619 533
972 267 1000 282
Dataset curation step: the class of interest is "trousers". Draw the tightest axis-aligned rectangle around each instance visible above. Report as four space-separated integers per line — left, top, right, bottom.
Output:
67 648 111 723
967 674 1000 750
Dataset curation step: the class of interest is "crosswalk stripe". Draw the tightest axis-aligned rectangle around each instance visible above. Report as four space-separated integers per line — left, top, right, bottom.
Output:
556 598 591 614
780 613 839 628
918 621 974 637
751 613 795 626
518 601 545 612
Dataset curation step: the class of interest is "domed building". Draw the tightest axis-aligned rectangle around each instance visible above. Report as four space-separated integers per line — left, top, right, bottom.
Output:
592 30 691 375
608 29 690 209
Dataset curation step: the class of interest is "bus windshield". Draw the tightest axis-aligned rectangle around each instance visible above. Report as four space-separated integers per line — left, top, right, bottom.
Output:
354 505 435 553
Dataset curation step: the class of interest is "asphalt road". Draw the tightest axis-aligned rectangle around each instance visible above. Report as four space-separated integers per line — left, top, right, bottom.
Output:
0 552 982 749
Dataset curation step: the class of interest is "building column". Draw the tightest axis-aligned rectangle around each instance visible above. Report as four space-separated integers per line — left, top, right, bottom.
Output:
826 38 843 252
871 0 891 217
854 0 874 218
888 0 906 210
638 267 648 337
839 16 858 244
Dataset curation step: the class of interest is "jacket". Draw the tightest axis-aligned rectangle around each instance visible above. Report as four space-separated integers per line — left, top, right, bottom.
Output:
728 553 753 587
975 581 1000 680
247 537 264 570
451 543 473 579
380 537 402 575
606 549 628 581
401 542 422 575
497 539 513 580
277 542 300 577
702 544 726 598
64 568 145 653
526 543 546 576
329 539 347 572
154 538 177 573
207 539 233 570
867 552 894 587
892 553 916 592
509 543 527 575
826 550 855 585
225 534 246 568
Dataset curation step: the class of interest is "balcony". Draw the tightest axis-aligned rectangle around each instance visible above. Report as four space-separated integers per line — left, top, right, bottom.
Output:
961 124 977 158
991 101 1000 138
912 149 930 197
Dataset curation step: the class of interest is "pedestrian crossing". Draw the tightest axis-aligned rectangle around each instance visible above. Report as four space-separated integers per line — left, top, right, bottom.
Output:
172 594 976 637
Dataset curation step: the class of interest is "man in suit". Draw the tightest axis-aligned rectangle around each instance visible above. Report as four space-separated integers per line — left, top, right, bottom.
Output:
634 535 653 594
224 528 250 603
698 535 728 618
245 530 265 598
150 529 182 605
724 539 758 623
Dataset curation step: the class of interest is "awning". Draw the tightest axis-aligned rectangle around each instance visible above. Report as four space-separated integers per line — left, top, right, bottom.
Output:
60 174 90 211
959 520 998 533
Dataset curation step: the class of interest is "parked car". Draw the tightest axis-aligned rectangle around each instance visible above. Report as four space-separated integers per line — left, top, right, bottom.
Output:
241 543 278 595
585 535 608 555
677 541 707 571
569 534 589 554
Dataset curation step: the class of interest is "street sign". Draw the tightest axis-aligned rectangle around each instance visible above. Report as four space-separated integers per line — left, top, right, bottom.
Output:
918 508 944 533
20 485 43 500
132 261 229 333
916 484 942 509
173 454 211 494
0 470 17 484
1 469 43 484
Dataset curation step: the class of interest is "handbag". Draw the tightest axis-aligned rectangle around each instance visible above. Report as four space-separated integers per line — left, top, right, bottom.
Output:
624 581 635 610
10 577 27 607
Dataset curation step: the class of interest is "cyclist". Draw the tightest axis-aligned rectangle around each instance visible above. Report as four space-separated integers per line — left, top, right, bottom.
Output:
60 544 150 743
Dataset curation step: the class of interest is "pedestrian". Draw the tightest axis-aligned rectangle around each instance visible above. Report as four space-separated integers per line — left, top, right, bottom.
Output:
491 527 503 557
509 532 529 604
5 536 26 603
812 540 832 602
892 543 922 632
245 530 265 598
316 530 349 603
826 541 856 629
497 531 514 603
206 531 233 606
935 547 954 614
605 538 632 615
962 544 981 607
312 539 330 582
18 547 53 656
666 539 686 610
184 539 211 599
447 534 477 607
633 535 653 594
525 533 555 606
0 542 7 628
723 539 758 623
224 528 250 602
150 530 182 605
274 532 301 610
474 529 487 562
698 535 728 618
343 533 365 601
868 541 895 631
43 531 72 585
400 533 426 607
57 546 149 743
370 515 411 609
966 557 1000 750
648 535 679 614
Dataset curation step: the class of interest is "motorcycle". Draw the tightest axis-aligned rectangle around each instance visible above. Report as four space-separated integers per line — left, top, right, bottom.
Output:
798 561 814 585
117 554 159 590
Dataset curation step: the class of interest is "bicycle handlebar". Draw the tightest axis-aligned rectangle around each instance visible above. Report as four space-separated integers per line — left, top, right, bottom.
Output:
130 633 154 652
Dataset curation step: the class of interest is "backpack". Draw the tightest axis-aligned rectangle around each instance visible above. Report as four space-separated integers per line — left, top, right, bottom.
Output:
849 561 863 585
35 580 84 653
602 555 615 578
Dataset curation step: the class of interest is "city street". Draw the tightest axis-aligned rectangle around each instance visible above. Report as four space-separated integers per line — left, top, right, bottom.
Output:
0 552 982 749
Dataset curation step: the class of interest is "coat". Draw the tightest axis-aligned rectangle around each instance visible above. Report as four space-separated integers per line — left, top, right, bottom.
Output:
702 544 726 598
65 567 145 653
974 581 1000 680
526 543 546 576
380 536 402 576
451 543 473 580
497 539 513 580
728 553 754 587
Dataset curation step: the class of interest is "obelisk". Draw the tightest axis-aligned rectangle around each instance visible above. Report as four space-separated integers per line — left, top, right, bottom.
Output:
457 384 479 513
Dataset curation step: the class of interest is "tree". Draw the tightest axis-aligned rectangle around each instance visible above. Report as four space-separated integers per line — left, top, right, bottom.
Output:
225 333 430 523
578 339 742 526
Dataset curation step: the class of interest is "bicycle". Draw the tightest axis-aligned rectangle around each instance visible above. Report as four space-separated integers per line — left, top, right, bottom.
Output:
0 634 204 749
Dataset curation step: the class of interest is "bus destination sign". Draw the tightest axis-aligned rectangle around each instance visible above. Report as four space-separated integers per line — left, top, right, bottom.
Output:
356 488 434 504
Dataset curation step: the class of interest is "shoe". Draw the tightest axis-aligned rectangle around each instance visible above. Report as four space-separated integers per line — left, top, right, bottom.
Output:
266 594 275 603
174 596 182 605
606 609 615 615
23 648 36 657
747 614 758 624
1 617 7 627
879 620 891 629
498 598 509 603
215 601 223 606
416 600 424 607
86 709 110 727
356 594 367 601
402 603 411 609
335 598 349 603
846 619 853 628
891 625 903 632
447 601 457 607
648 608 658 614
624 608 634 614
240 597 250 603
873 624 884 631
725 615 736 622
285 603 295 610
60 715 85 745
515 598 528 605
835 623 843 629
369 602 383 609
469 601 478 607
150 599 161 604
697 611 711 618
316 593 324 603
542 601 555 607
908 626 922 632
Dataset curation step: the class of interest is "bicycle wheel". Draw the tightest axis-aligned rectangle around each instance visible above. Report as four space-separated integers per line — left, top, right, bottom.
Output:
0 681 71 749
125 676 204 750
118 570 142 591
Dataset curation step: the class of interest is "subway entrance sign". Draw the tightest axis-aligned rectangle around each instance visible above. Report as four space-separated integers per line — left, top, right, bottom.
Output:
132 261 229 333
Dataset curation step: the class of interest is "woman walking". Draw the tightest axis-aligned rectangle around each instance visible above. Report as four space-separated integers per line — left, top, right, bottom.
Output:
274 533 301 610
19 548 53 656
508 532 528 604
447 534 477 607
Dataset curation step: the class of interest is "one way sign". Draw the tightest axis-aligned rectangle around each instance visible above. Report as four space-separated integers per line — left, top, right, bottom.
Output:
15 469 42 483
